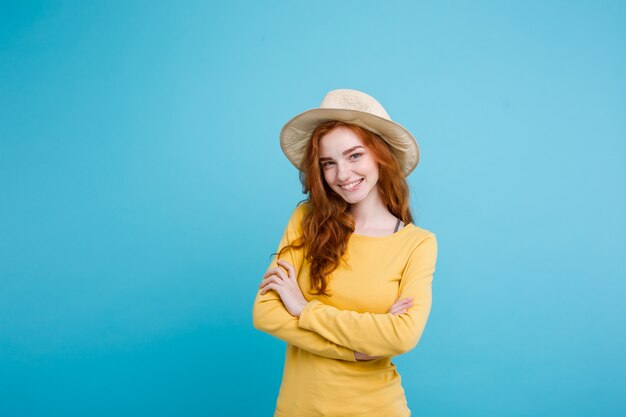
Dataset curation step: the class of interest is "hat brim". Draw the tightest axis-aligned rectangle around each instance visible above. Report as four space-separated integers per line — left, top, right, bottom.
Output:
280 108 420 177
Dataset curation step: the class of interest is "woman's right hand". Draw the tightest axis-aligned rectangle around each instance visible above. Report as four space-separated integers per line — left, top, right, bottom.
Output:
354 297 414 361
388 297 413 315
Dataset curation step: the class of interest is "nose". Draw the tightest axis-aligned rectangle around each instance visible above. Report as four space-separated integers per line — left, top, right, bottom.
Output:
336 161 351 182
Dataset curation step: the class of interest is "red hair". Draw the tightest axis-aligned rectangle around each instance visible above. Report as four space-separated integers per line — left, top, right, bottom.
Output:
281 121 413 295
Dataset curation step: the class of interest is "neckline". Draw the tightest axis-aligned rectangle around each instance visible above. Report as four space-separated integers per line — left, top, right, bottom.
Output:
350 223 415 241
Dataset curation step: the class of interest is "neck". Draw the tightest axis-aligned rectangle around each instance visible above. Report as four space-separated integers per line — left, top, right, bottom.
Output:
349 189 393 228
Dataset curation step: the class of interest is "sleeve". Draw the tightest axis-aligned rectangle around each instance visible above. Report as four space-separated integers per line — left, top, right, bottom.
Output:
252 204 357 362
297 233 438 357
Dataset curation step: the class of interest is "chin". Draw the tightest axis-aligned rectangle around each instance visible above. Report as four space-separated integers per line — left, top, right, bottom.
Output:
337 189 371 205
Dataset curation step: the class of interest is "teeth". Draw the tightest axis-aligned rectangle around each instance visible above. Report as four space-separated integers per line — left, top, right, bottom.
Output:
341 179 363 190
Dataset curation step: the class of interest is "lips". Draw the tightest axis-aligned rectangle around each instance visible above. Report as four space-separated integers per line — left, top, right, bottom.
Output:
339 178 364 191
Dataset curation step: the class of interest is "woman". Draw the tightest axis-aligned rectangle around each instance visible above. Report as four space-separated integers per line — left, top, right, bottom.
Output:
253 89 438 417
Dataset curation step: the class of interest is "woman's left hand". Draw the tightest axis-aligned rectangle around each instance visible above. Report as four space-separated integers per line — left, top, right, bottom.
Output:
259 259 308 317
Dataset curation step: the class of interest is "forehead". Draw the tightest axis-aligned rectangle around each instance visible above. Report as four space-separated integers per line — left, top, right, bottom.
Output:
318 127 365 156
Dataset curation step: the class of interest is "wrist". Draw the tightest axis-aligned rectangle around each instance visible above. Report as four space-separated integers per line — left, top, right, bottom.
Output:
294 300 308 317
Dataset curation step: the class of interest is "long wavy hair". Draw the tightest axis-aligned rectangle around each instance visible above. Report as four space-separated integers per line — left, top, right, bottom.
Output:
280 121 413 295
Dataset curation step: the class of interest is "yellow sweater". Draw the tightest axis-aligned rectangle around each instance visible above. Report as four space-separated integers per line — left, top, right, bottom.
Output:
253 203 438 417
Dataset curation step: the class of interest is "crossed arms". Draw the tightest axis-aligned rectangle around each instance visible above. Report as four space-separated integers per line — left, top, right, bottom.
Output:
252 207 438 361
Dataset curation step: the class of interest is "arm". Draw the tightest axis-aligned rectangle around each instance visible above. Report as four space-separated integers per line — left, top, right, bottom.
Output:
252 205 357 362
297 233 438 357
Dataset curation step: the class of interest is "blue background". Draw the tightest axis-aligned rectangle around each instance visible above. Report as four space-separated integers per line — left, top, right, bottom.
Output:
1 1 625 416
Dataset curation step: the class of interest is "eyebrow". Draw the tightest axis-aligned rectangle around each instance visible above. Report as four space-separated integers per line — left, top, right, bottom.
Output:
319 146 365 162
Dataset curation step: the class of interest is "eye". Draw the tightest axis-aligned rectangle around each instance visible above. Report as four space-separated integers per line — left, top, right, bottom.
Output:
349 153 363 160
321 161 335 168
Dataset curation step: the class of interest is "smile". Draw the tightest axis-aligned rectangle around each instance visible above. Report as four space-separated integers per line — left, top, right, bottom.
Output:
339 178 364 191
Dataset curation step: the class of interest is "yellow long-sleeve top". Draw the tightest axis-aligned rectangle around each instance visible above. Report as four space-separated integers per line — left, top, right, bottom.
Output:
253 203 438 417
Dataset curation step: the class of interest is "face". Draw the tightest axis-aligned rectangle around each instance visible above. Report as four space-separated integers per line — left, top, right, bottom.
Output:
318 127 380 206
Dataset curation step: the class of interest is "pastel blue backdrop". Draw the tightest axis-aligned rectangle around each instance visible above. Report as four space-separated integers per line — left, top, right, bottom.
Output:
1 1 625 416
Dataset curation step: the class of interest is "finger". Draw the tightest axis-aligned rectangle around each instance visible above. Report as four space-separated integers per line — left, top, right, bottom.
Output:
264 267 287 280
260 282 280 295
389 305 402 314
259 275 283 289
396 299 414 308
264 267 288 281
390 300 413 314
277 260 296 280
396 301 414 311
390 299 413 311
390 306 408 314
392 298 413 308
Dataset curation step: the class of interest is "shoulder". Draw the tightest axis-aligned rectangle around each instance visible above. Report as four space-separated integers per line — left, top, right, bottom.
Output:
283 201 310 234
405 224 436 243
400 225 438 272
402 224 437 254
288 201 309 223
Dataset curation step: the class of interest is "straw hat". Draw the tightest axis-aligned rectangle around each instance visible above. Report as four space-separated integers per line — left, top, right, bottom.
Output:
280 89 419 177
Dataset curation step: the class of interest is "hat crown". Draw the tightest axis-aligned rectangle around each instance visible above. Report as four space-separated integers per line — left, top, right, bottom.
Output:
320 89 391 121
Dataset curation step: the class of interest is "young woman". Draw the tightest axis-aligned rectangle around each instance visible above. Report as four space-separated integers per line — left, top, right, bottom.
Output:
253 89 438 417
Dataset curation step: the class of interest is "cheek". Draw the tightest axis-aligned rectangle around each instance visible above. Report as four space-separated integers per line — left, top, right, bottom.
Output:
360 159 379 176
366 164 380 183
322 169 334 185
370 160 380 176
